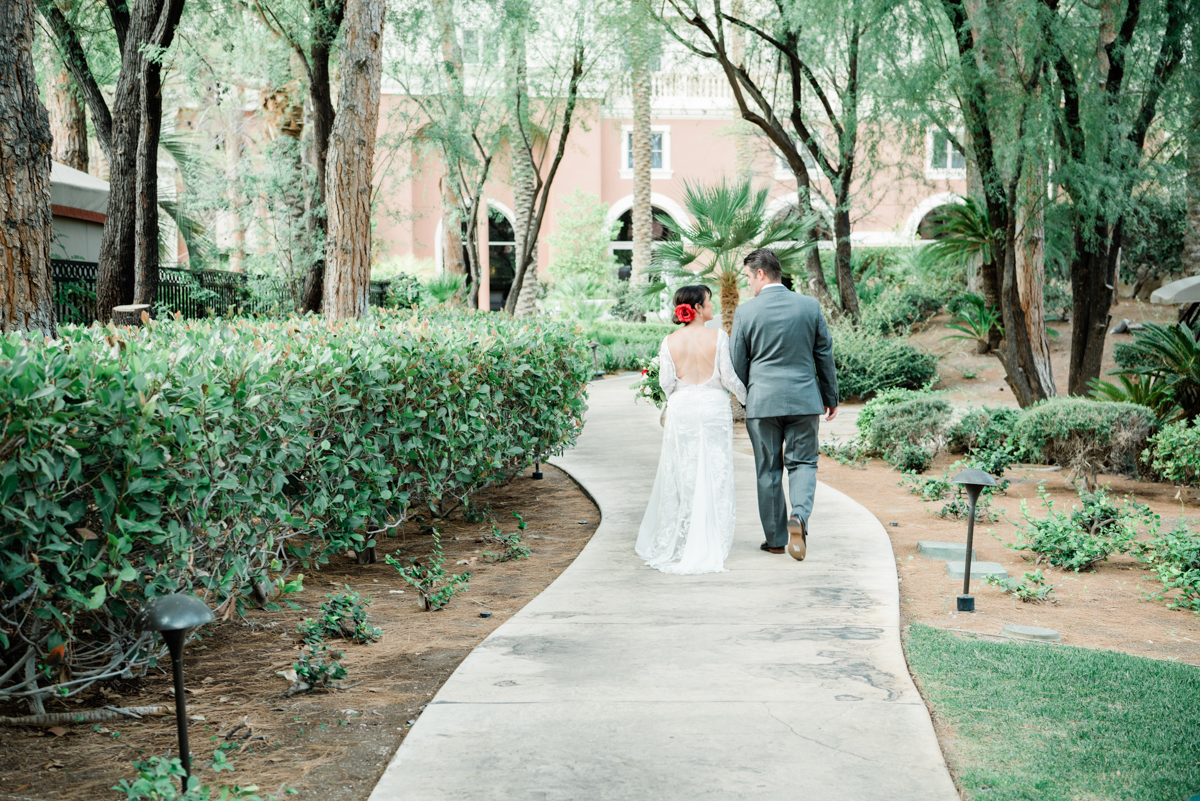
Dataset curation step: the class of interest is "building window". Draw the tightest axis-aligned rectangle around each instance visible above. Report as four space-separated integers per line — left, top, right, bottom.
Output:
461 28 480 64
620 125 672 179
610 206 678 279
926 128 966 179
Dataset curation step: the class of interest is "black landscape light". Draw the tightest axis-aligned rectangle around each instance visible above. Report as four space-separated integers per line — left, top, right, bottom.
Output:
532 462 543 480
589 341 604 379
136 594 215 784
951 468 997 613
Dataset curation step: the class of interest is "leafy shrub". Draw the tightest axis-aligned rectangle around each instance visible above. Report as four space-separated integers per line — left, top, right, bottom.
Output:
856 387 942 434
892 445 934 474
384 273 422 309
901 473 954 501
819 437 866 468
1013 398 1155 486
831 325 938 399
864 396 952 471
299 587 381 645
1144 419 1200 487
1091 373 1179 422
385 529 471 611
0 310 589 706
947 406 1020 454
1136 519 1200 614
985 570 1056 603
586 320 675 372
860 286 943 335
1010 486 1146 571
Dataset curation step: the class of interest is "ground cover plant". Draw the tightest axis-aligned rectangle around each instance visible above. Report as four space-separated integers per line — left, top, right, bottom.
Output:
985 569 1056 603
905 624 1200 801
1136 519 1200 614
1143 419 1200 487
1009 486 1151 572
0 309 590 709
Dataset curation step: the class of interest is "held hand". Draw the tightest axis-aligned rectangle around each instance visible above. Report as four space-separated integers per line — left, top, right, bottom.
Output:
823 406 838 422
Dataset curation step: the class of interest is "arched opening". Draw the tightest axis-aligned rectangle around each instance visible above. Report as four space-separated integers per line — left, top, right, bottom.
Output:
916 207 950 240
480 209 515 311
610 207 676 280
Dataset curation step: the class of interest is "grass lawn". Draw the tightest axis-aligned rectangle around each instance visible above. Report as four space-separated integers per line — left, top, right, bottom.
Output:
904 624 1200 801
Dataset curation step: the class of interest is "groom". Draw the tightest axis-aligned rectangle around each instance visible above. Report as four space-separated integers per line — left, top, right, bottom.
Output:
730 248 838 561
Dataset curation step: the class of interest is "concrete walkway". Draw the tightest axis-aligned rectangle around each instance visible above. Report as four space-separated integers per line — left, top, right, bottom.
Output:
368 376 958 800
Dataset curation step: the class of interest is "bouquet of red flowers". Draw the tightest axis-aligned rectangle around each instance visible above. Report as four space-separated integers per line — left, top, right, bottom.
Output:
630 355 667 409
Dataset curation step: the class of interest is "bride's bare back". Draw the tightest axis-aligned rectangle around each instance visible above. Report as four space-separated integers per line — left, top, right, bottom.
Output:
667 326 720 385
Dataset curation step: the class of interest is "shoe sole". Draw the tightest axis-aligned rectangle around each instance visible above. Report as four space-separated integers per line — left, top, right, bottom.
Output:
787 519 806 561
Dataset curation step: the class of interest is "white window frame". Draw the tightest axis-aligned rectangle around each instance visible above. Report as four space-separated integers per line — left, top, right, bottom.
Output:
620 124 673 180
460 28 481 64
926 127 967 180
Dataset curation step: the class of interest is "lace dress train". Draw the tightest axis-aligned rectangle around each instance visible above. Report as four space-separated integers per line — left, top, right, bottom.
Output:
636 330 747 575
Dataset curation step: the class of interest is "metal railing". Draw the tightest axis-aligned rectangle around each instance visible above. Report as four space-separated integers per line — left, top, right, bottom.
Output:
51 260 392 324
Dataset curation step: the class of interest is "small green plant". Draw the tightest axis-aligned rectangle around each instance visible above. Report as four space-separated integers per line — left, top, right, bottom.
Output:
1009 486 1146 571
942 293 1002 353
985 569 1057 603
385 529 471 610
820 437 867 468
958 366 979 380
292 644 348 693
893 444 934 474
298 587 382 645
1135 519 1200 614
936 494 1000 522
901 473 954 501
482 515 531 563
113 756 283 800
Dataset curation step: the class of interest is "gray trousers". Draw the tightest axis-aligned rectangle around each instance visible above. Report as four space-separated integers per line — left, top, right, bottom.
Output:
745 414 820 548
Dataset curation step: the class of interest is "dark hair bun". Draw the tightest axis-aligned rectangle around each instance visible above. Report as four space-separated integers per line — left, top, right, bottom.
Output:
671 285 710 324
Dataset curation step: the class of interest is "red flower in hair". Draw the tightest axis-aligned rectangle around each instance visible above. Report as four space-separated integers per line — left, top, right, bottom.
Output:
675 304 697 323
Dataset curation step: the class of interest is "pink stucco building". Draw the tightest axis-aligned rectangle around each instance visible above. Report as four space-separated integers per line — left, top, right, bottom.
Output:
375 72 968 309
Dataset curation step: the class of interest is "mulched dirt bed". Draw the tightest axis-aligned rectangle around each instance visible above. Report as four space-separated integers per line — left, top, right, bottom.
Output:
0 465 599 801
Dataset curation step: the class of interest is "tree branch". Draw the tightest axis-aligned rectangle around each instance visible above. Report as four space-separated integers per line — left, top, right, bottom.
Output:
36 0 114 163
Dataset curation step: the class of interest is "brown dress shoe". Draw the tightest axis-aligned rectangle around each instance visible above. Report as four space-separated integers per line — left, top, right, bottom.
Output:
760 542 785 554
787 517 807 561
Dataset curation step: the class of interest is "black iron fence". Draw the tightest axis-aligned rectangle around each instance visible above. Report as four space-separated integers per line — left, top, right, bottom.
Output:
51 260 392 324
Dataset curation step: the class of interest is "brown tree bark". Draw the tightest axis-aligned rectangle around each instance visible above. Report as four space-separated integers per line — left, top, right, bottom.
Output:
629 1 653 286
0 0 56 337
92 0 185 322
432 0 466 282
322 0 384 319
260 0 345 314
46 65 87 172
509 16 539 317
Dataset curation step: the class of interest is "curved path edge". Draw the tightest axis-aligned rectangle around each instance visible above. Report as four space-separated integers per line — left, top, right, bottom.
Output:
368 376 958 800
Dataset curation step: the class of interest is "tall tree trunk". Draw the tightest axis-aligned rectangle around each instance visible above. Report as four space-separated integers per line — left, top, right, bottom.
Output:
224 106 246 272
629 0 653 286
298 0 344 314
1183 78 1200 276
0 0 56 337
46 65 87 172
1000 158 1056 405
322 0 384 319
729 0 751 182
94 0 184 321
1068 224 1119 395
433 0 466 282
832 204 858 322
509 18 539 317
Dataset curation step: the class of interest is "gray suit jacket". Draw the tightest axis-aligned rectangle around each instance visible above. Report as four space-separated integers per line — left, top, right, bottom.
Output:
730 286 838 418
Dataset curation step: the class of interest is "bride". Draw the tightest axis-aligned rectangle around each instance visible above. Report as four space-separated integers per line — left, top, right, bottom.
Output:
636 285 747 575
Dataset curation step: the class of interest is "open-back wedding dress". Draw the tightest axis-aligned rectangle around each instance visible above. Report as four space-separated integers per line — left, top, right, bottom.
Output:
636 329 747 575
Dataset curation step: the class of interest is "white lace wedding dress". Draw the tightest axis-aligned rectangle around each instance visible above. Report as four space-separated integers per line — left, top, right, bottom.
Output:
636 330 747 575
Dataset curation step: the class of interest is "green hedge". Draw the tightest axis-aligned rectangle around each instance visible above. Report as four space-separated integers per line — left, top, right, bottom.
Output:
947 405 1020 454
1013 398 1155 482
586 320 675 372
0 310 590 706
831 326 938 399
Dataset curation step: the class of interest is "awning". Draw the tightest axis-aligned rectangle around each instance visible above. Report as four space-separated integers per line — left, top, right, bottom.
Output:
50 161 109 217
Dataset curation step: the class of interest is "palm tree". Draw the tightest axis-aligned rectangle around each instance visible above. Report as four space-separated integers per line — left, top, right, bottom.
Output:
647 177 818 333
628 0 654 287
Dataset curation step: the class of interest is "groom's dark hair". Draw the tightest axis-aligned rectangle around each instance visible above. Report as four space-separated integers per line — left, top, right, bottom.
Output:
744 248 783 282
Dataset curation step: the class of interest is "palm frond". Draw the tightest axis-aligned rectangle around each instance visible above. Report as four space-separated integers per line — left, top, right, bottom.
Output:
925 195 996 268
159 132 218 268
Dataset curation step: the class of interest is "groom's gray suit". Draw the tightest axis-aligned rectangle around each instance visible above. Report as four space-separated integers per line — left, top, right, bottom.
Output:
730 285 838 548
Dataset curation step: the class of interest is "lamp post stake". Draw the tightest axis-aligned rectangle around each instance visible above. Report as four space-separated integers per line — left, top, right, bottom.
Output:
951 469 996 613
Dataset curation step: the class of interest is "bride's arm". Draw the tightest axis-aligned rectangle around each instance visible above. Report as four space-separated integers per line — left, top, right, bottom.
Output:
717 331 747 406
658 337 678 399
